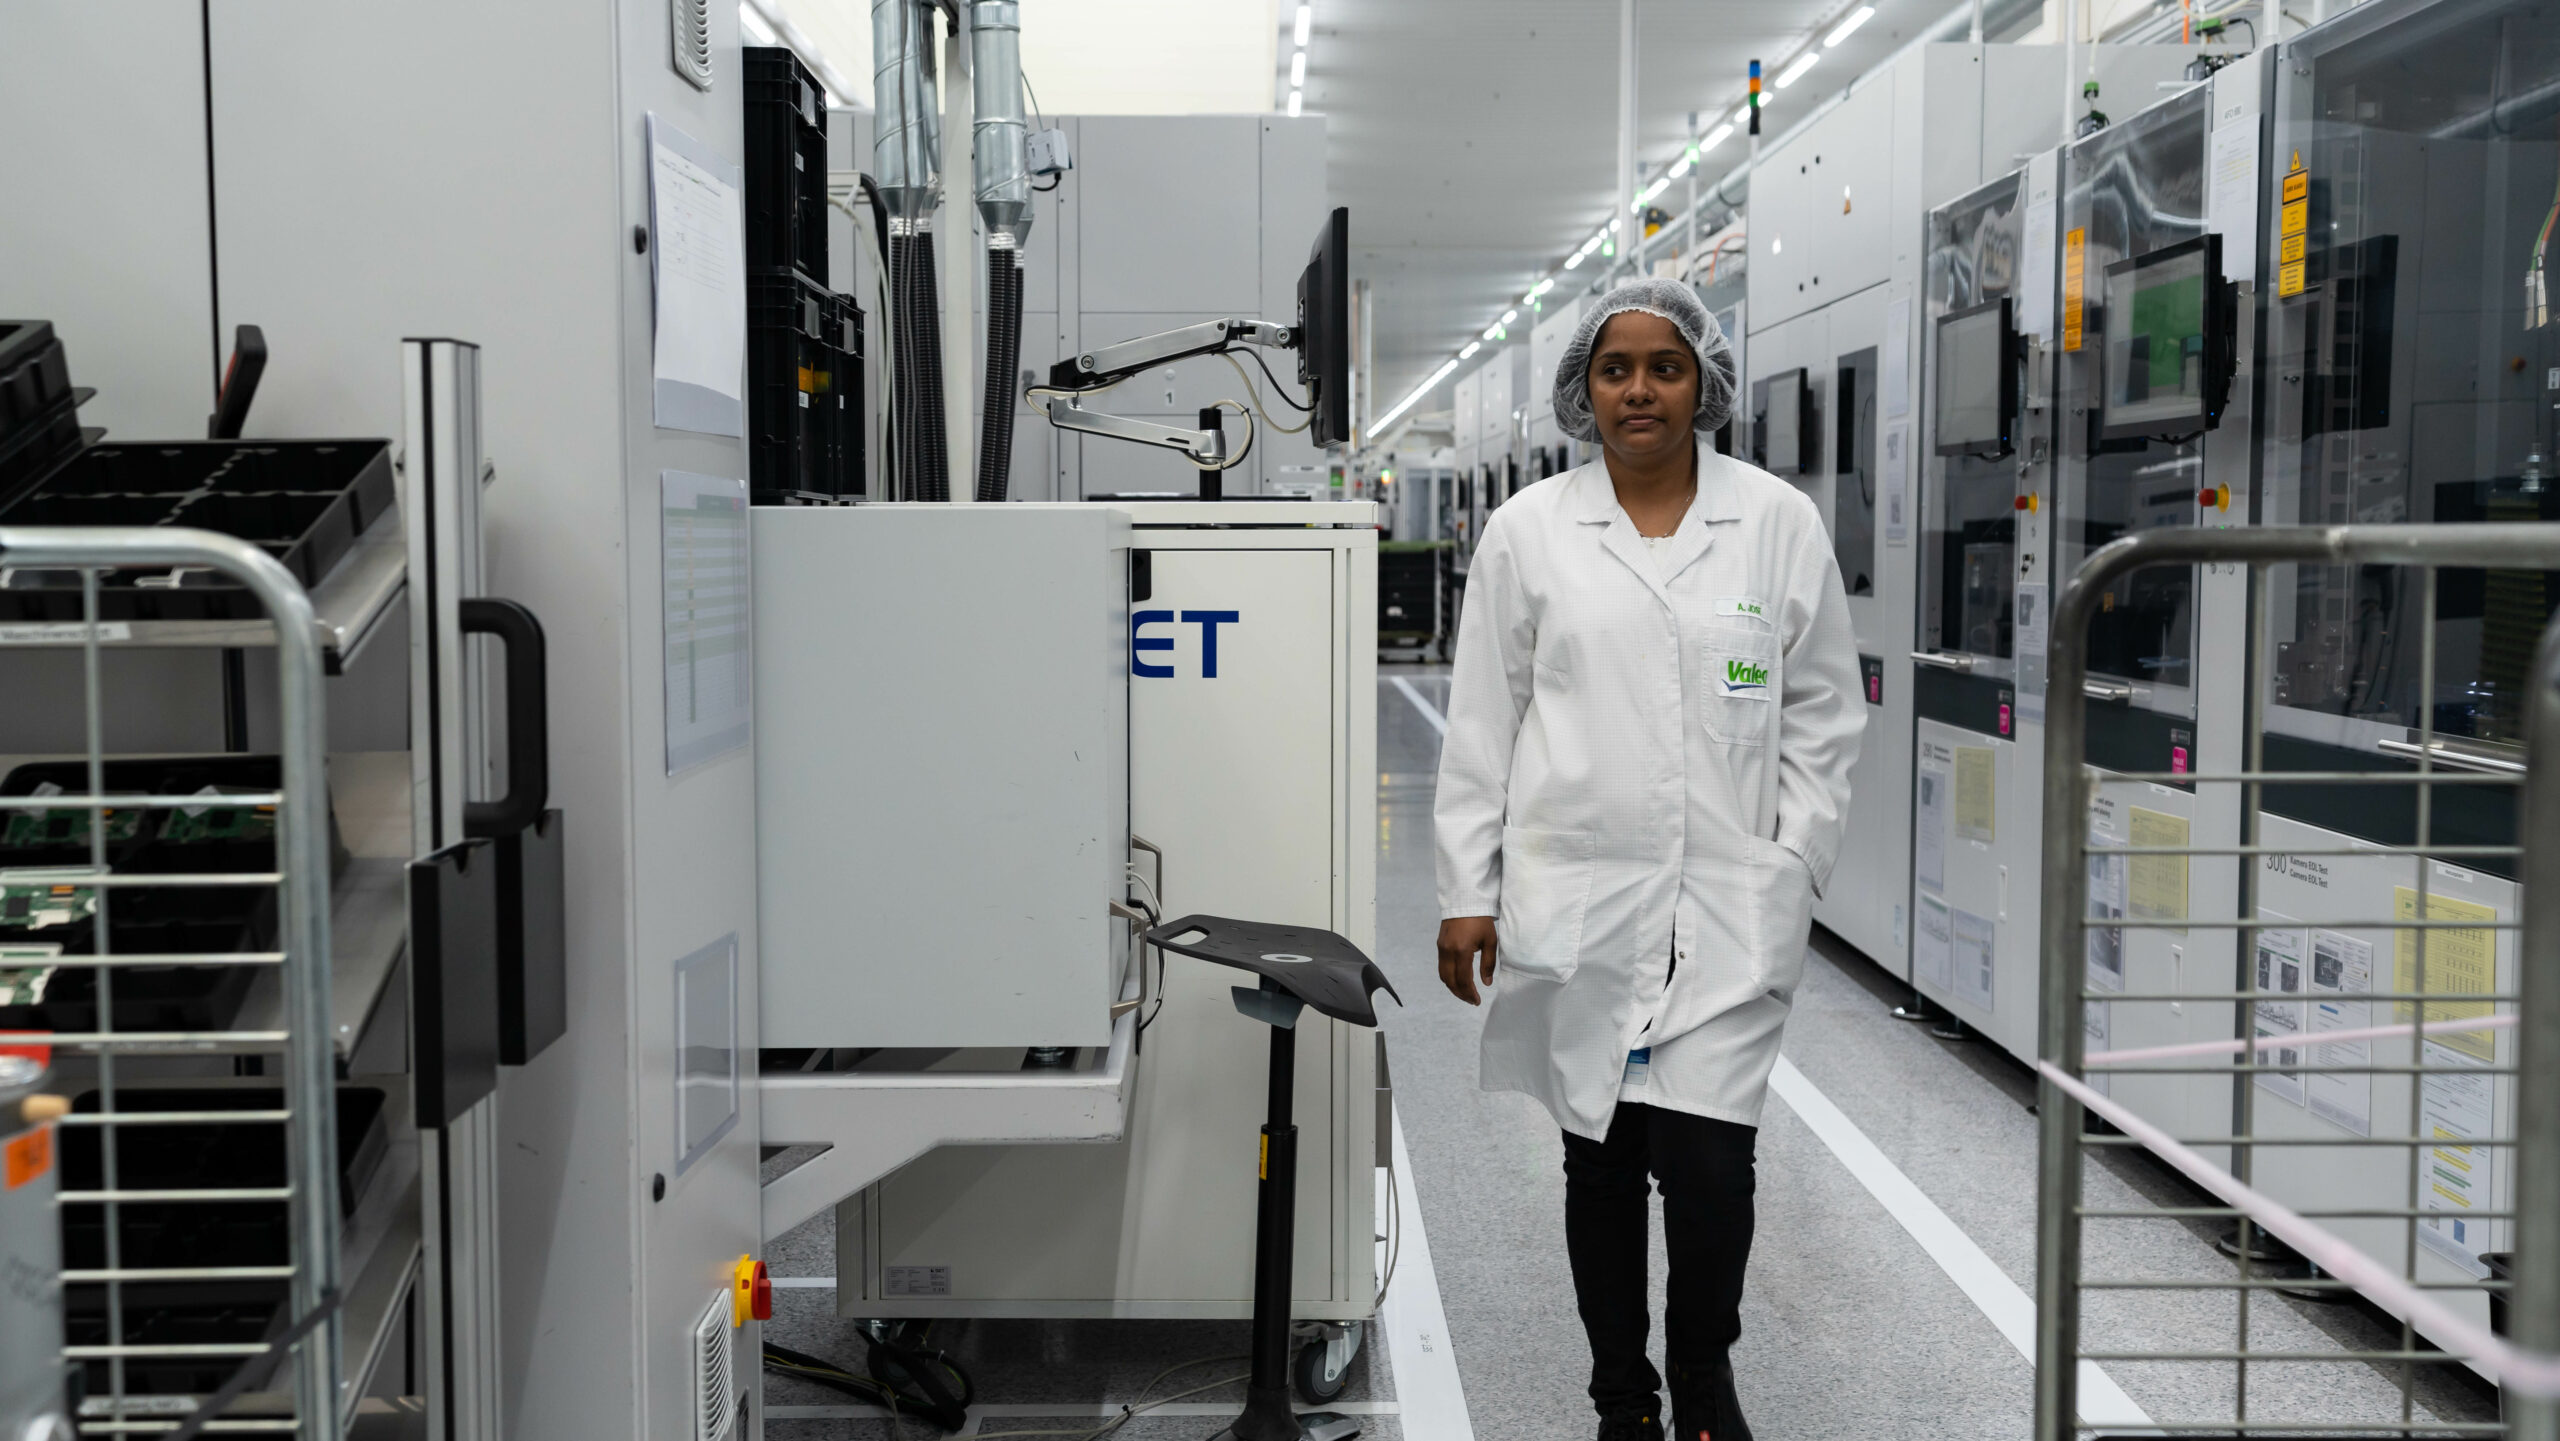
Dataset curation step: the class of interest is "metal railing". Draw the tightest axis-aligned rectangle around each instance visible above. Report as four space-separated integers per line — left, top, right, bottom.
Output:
0 528 342 1440
2035 523 2560 1439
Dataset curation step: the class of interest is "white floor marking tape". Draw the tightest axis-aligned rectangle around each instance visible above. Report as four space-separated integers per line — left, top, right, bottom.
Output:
1767 1055 2156 1431
1390 676 1449 736
1381 1104 1477 1440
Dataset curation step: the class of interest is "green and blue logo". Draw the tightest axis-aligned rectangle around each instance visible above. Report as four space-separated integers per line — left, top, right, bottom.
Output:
1723 658 1769 694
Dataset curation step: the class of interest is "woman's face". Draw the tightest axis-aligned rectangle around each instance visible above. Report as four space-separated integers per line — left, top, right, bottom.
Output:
1586 309 1699 465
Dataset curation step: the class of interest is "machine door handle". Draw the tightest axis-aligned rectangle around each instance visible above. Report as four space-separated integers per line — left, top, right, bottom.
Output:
460 597 550 838
2375 737 2527 776
1909 650 1975 673
2083 678 2135 703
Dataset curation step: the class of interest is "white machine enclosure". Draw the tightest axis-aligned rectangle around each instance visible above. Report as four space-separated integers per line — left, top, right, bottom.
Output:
1748 42 2190 985
1909 157 2055 1052
753 506 1132 1050
2042 68 2268 1152
0 2 770 1434
841 503 1381 1320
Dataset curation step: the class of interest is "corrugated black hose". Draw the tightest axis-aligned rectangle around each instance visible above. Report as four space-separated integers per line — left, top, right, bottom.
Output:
975 248 1024 502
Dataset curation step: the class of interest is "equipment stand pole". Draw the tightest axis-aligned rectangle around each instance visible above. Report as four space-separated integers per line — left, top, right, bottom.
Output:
1242 1019 1300 1432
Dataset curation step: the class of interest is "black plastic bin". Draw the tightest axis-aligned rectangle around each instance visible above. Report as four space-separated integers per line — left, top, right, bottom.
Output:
59 1085 389 1396
748 270 866 503
0 437 394 619
744 46 830 286
0 320 93 509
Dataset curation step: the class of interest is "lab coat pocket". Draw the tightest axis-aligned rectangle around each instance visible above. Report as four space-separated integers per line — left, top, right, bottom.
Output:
1496 826 1597 985
1700 623 1780 745
1743 836 1815 1000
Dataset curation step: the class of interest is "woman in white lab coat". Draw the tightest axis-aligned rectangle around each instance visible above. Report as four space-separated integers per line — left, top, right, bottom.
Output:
1433 280 1863 1441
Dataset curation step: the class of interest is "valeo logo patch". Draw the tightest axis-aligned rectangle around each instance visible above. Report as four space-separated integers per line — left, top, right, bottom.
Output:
1723 658 1769 691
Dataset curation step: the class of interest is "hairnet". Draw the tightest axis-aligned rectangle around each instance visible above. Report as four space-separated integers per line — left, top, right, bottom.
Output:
1551 279 1739 444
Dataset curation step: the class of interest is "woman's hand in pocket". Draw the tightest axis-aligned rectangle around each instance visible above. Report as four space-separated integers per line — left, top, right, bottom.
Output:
1437 916 1499 1006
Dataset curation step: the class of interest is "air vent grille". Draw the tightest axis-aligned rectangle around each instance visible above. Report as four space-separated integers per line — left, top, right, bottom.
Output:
691 1293 735 1441
672 0 714 90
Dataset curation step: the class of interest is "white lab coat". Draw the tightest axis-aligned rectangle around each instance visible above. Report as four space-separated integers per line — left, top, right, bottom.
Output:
1434 443 1864 1140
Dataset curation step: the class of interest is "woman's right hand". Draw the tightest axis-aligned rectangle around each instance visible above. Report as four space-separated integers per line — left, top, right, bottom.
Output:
1437 916 1499 1006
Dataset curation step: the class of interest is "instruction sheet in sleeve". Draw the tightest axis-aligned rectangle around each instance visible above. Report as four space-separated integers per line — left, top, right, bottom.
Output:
2306 928 2374 1135
2416 1039 2497 1275
1881 421 1911 545
2127 803 2189 935
1914 739 1951 891
1914 892 1953 992
2250 914 2308 1109
2392 884 2500 1062
2017 151 2060 340
661 470 752 774
2207 61 2262 284
2084 808 2127 996
1953 746 1996 845
1951 905 1996 1013
646 114 747 436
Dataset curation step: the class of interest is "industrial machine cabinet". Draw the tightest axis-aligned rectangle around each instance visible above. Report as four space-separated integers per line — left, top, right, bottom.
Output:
840 500 1381 1323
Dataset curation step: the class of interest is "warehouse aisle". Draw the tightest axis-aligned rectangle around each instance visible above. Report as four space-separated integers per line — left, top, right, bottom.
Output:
1375 665 2499 1441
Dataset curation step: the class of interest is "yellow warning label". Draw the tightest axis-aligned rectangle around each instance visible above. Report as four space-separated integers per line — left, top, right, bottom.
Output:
1259 1134 1268 1180
2278 259 2307 298
2280 231 2306 265
2062 227 2087 353
2281 198 2308 238
2283 169 2308 204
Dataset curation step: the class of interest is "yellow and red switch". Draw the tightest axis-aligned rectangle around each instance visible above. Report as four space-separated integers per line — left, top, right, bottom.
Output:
2196 484 2231 513
731 1255 772 1326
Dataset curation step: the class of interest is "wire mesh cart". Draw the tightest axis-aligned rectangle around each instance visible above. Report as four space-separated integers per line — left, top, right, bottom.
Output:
2035 524 2560 1440
0 527 345 1440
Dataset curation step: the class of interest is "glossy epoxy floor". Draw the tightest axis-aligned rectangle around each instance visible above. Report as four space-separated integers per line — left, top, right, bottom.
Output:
754 666 2498 1439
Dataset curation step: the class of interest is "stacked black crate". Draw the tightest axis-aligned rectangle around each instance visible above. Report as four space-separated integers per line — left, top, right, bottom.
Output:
0 321 97 508
744 46 865 504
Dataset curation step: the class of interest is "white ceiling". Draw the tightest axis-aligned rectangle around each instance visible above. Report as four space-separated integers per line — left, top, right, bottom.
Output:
1298 0 1956 426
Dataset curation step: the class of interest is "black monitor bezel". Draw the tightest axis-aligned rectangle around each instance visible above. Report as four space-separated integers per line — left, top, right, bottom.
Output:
1296 207 1352 448
1932 295 2017 460
2098 231 2226 444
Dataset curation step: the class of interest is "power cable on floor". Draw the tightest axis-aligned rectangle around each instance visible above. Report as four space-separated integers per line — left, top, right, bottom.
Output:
971 1355 1251 1440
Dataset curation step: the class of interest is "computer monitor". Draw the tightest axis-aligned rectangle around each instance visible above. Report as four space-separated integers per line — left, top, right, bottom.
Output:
1933 296 2016 459
1756 368 1811 475
2101 232 2226 441
1296 207 1351 448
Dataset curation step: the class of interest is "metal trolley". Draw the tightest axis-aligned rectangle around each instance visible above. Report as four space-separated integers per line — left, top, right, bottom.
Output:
0 528 343 1440
2035 525 2560 1439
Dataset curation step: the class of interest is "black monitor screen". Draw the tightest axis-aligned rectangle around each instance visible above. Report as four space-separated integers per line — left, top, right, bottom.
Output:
2101 234 2220 440
1296 207 1351 448
1762 368 1807 474
1933 297 2012 457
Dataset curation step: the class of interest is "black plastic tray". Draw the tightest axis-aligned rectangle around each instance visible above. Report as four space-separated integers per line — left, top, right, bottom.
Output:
0 438 394 620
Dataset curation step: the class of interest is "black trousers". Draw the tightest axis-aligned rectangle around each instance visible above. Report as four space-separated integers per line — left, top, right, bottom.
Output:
1561 1100 1758 1419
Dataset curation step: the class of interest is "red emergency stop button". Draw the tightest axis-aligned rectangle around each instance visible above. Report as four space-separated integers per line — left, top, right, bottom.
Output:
751 1261 772 1321
2198 484 2231 512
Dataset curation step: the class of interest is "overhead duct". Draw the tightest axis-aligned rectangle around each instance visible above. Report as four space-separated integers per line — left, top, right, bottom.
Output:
971 0 1030 501
872 0 951 500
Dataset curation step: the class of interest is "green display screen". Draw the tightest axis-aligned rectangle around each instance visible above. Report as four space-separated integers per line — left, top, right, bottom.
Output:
2103 243 2211 432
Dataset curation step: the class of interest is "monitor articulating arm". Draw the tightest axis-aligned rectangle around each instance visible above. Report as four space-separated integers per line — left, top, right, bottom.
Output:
1037 318 1295 467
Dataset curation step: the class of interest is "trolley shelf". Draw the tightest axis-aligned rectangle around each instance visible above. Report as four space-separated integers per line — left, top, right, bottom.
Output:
0 502 406 675
233 856 408 1062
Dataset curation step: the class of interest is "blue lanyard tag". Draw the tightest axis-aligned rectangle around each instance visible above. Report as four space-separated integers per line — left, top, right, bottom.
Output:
1623 1046 1652 1087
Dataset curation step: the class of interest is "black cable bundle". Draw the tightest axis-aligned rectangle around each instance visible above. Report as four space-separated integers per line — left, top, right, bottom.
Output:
764 1330 974 1432
889 231 951 501
975 248 1025 502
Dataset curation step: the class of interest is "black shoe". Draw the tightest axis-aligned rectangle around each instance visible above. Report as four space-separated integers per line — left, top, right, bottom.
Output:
1596 1411 1664 1441
1668 1355 1751 1441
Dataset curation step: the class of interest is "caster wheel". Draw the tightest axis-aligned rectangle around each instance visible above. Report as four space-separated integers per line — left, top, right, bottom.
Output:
1293 1321 1363 1405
